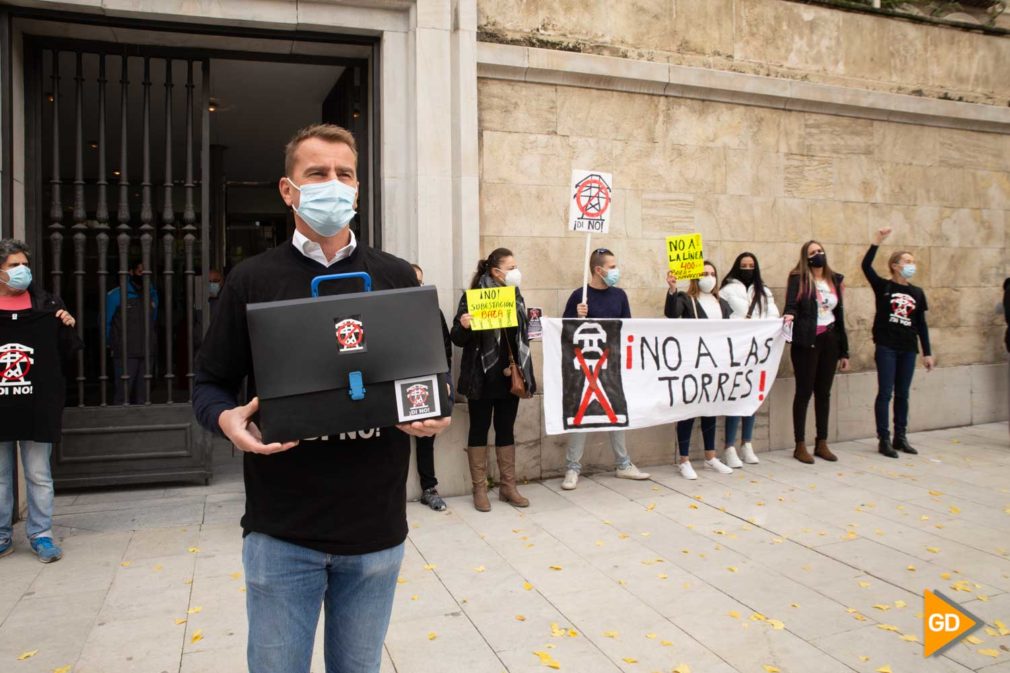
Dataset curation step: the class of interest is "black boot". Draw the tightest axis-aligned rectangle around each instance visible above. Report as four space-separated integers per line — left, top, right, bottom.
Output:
878 437 898 459
893 435 918 455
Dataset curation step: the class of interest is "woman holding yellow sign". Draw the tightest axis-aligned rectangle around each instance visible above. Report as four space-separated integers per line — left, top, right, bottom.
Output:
451 248 537 512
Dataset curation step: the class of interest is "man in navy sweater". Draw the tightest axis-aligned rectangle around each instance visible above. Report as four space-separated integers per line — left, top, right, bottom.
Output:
192 124 450 673
560 248 650 490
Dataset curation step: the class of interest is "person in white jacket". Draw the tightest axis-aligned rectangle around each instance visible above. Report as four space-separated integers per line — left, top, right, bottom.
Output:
719 252 779 467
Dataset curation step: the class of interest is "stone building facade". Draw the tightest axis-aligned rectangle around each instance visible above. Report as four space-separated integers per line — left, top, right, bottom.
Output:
0 0 1007 499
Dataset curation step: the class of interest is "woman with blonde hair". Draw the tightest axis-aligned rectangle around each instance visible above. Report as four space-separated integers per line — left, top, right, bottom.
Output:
783 241 850 464
665 261 734 479
862 227 934 458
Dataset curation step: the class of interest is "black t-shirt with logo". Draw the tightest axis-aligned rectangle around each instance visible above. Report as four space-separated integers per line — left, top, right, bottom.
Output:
192 240 422 556
862 245 932 355
0 310 66 442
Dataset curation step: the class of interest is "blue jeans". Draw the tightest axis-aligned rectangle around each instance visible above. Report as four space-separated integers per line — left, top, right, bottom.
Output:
676 417 716 456
566 430 630 473
0 441 55 545
874 345 917 440
724 415 756 447
243 532 405 673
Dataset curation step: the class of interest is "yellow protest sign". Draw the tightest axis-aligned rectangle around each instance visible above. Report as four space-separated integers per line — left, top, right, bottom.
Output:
466 286 518 331
666 233 704 280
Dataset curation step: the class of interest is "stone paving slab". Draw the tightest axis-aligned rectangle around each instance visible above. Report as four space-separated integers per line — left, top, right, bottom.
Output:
1 424 1009 672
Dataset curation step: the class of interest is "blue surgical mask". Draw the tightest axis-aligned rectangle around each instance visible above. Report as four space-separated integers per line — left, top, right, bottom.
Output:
208 282 221 297
2 265 31 292
603 268 621 287
286 178 357 237
900 264 916 279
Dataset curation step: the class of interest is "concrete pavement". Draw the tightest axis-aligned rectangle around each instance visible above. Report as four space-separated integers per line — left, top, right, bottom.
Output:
2 424 1010 673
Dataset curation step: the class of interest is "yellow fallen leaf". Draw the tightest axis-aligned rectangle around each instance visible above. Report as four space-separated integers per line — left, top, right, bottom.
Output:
622 657 638 664
427 632 437 641
906 565 916 572
640 532 651 537
978 649 1000 658
523 581 534 591
727 566 738 573
728 610 740 619
17 650 39 661
926 546 940 554
595 540 605 547
894 600 907 609
772 538 783 544
661 640 673 646
950 505 961 515
876 666 893 673
397 577 408 584
119 561 131 567
53 666 72 673
153 564 164 572
790 603 800 609
568 629 578 638
859 656 869 662
603 630 619 638
473 565 486 573
858 581 872 588
995 619 1010 636
657 573 668 580
940 572 952 580
515 615 526 622
966 635 984 644
873 604 891 611
175 618 187 625
688 503 699 510
533 651 560 669
763 666 780 673
645 633 657 639
901 634 918 642
920 515 929 521
876 624 900 632
183 578 193 585
191 629 203 643
750 613 767 622
977 594 990 601
410 595 419 601
646 503 656 511
767 619 785 630
549 565 563 571
423 564 436 571
673 664 691 673
229 571 242 580
986 627 999 637
187 606 202 614
928 490 943 497
187 546 200 553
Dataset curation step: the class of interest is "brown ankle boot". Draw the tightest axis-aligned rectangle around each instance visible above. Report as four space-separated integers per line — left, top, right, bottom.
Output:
814 439 837 462
465 447 491 512
794 441 814 464
495 445 529 507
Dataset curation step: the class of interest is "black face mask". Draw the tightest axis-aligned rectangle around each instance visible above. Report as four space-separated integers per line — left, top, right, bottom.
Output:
737 269 754 285
807 252 826 269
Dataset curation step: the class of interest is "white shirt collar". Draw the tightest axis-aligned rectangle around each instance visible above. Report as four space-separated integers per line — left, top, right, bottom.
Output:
292 228 357 267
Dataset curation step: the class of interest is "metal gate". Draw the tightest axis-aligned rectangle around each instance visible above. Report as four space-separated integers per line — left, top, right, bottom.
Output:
28 41 213 487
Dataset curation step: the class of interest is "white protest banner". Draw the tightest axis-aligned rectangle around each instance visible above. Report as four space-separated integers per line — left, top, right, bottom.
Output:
542 318 787 434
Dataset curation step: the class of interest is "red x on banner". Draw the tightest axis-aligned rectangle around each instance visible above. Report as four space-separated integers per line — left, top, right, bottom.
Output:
572 346 618 426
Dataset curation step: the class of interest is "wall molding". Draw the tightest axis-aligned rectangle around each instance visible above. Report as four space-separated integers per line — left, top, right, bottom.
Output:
476 42 1010 135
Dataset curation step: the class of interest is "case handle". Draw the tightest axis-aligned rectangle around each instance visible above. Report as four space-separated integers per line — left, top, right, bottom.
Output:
311 272 372 297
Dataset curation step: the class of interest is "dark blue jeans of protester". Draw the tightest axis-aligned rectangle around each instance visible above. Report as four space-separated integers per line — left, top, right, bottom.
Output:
874 345 917 440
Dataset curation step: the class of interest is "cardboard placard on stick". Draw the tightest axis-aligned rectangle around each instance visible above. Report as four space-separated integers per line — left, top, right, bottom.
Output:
666 233 704 280
568 170 612 234
466 286 518 331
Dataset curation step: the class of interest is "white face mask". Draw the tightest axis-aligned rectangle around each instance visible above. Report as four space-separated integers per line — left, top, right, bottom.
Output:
698 276 716 294
503 268 522 288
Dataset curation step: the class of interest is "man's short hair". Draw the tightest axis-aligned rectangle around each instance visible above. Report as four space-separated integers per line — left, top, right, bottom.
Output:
0 239 30 267
284 124 358 176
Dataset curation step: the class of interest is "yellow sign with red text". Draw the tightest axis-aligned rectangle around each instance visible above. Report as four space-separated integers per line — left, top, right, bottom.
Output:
924 589 980 657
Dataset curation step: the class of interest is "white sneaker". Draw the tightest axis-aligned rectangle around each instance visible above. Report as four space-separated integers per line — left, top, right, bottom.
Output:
616 463 650 480
678 461 698 480
705 457 734 474
561 469 579 490
740 442 760 464
723 446 743 469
